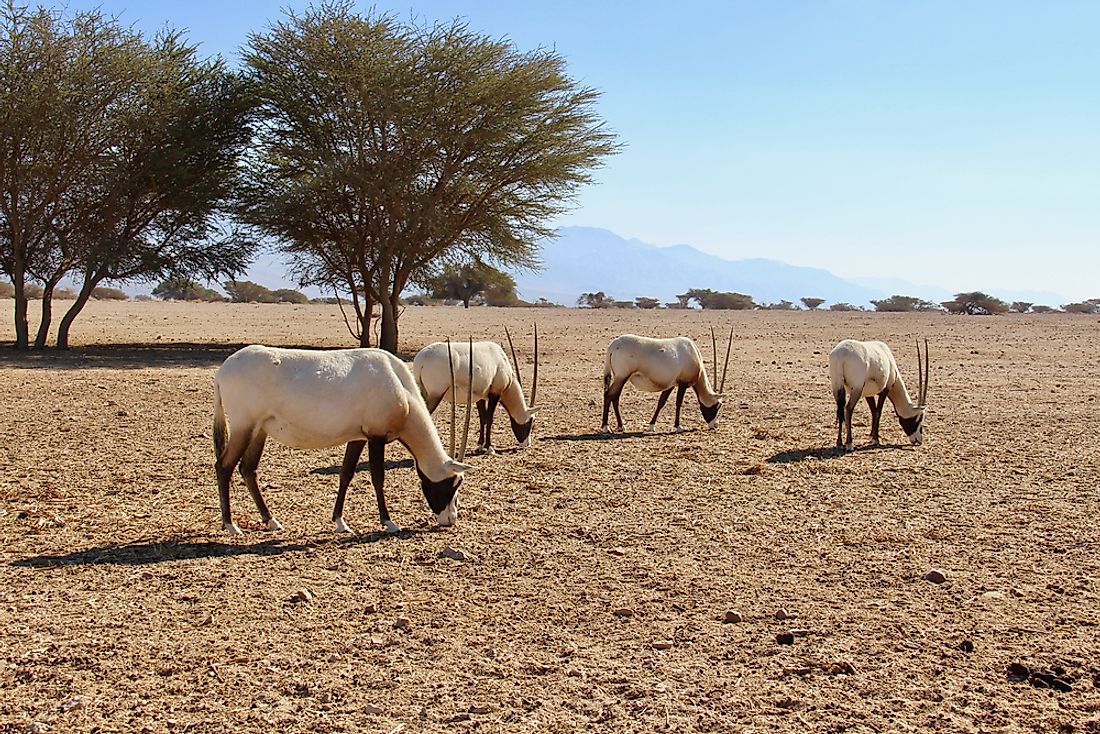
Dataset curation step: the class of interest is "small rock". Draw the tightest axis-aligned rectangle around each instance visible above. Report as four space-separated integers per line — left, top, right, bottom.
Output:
776 632 795 645
362 704 383 715
449 713 472 723
364 602 378 614
468 704 493 714
438 547 467 562
978 591 1005 601
821 660 856 675
722 610 743 624
612 607 635 618
368 636 385 648
775 608 798 620
60 695 87 712
924 569 948 584
394 616 411 629
1007 662 1030 682
959 639 975 653
292 588 314 603
608 547 627 556
651 640 674 650
26 724 49 734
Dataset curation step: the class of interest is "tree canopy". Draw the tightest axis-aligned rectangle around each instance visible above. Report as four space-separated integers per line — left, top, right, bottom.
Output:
941 291 1009 315
240 2 617 351
424 259 517 308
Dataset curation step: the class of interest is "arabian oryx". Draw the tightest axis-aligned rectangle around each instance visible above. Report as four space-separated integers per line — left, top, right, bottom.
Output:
213 345 474 535
413 326 538 454
829 339 929 451
601 329 731 433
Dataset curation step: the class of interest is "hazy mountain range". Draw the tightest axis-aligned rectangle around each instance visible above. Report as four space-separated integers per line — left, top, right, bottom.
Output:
236 226 1069 308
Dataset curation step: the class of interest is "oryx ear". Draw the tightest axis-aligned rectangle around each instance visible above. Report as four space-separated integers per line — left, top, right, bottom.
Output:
447 460 475 474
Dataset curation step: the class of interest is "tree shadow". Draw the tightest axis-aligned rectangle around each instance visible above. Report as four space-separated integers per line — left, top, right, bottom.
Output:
766 443 912 464
0 342 407 371
541 430 680 443
9 528 424 568
309 457 415 476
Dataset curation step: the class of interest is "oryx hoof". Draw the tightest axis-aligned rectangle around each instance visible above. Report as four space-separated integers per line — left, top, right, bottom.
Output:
266 517 284 532
223 521 244 537
333 517 354 534
644 424 655 434
383 519 401 535
673 425 686 433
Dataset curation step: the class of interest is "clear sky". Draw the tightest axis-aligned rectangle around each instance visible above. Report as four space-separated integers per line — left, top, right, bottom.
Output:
68 0 1100 300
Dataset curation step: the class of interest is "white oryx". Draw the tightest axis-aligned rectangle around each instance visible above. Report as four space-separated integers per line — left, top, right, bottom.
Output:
213 345 474 536
601 329 731 433
413 326 538 454
828 339 929 451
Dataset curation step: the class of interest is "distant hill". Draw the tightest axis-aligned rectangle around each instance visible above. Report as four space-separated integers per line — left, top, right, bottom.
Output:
512 227 885 307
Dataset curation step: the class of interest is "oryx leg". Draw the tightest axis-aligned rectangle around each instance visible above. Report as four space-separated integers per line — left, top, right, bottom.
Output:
647 388 674 432
238 430 281 531
481 394 500 453
673 384 689 431
216 426 255 536
332 439 365 533
476 399 488 451
867 389 888 446
425 391 444 414
368 437 400 534
844 388 862 451
602 376 628 433
835 389 846 448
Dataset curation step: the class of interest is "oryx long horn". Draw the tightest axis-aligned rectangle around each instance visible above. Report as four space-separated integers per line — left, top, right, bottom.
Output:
530 323 538 407
720 326 733 394
921 338 930 406
458 337 474 462
504 326 523 392
446 338 456 458
711 327 718 388
916 339 925 407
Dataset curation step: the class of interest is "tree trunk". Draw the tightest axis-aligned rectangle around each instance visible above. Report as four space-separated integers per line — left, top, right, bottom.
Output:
358 291 373 348
12 272 29 350
462 296 470 309
378 293 399 354
33 276 64 349
56 275 102 350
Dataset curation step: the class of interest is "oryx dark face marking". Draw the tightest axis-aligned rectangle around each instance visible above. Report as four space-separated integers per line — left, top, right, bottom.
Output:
510 416 534 444
700 400 721 424
416 466 462 515
898 412 925 445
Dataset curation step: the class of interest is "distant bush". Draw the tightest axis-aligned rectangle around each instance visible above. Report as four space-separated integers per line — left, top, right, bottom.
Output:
1062 299 1100 314
764 300 798 311
134 294 154 302
941 291 1009 315
55 287 78 300
224 280 276 303
271 288 309 304
0 281 12 298
1031 304 1056 314
801 297 825 310
871 294 941 312
152 278 224 302
23 283 44 299
829 302 862 312
577 291 615 308
635 296 660 309
678 288 756 310
1010 301 1033 314
92 287 128 301
311 296 341 305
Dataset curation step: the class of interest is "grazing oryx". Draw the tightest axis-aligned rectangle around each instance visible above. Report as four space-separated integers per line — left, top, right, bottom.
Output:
829 339 929 451
601 330 731 433
213 345 474 536
413 326 538 454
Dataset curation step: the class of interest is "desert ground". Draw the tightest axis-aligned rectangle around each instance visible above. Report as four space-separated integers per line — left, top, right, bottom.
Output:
1 300 1098 733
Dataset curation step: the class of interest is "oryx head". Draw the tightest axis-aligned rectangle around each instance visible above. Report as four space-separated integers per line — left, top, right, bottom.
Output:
417 459 473 527
898 339 930 445
701 325 734 429
505 323 539 447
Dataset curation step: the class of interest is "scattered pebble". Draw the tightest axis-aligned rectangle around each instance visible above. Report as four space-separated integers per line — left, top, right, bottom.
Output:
821 660 856 675
364 602 379 614
959 639 975 653
608 547 627 556
59 695 87 712
1007 662 1030 682
612 607 635 618
776 632 795 645
651 640 674 650
438 547 467 562
722 610 743 624
363 704 383 715
775 608 798 620
292 588 314 603
923 569 947 584
468 704 493 714
394 616 411 629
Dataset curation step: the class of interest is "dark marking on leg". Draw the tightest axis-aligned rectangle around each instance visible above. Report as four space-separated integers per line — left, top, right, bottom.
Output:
603 376 627 431
844 391 861 449
476 399 488 449
216 428 253 531
333 439 366 525
367 437 390 529
238 430 272 523
650 387 673 428
484 393 500 451
835 388 846 447
674 384 689 429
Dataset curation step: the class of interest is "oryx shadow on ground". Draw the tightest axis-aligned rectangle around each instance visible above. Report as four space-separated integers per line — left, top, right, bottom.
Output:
766 443 912 464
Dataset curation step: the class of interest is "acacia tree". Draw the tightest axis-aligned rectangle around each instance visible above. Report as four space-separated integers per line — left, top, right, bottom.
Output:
941 291 1009 315
0 4 255 349
801 297 825 310
242 3 617 351
425 259 515 308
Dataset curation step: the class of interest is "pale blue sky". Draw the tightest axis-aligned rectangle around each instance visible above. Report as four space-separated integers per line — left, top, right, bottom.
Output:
70 1 1100 300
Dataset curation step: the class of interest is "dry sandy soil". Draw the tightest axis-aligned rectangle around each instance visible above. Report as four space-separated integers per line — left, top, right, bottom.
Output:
1 300 1098 734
